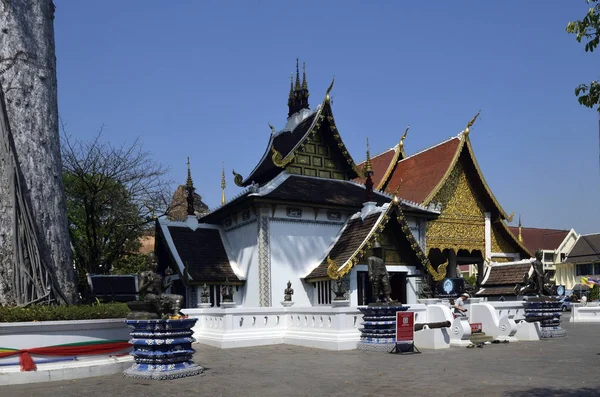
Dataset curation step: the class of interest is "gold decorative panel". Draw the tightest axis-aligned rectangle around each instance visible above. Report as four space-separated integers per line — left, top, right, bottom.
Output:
491 257 511 263
491 224 517 254
304 168 316 177
285 128 352 180
287 166 302 175
425 161 486 253
297 155 310 165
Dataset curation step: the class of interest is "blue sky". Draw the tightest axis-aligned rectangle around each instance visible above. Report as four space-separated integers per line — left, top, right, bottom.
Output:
54 0 599 234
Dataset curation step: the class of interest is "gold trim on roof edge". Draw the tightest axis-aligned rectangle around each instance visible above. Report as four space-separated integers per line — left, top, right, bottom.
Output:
377 127 409 191
496 218 532 257
271 146 295 168
329 201 444 281
462 138 509 220
336 207 392 278
422 134 509 221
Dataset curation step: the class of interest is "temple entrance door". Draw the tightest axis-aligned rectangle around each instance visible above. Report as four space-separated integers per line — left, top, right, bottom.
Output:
390 272 407 303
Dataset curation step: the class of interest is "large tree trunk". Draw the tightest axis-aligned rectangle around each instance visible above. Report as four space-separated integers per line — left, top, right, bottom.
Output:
0 0 77 304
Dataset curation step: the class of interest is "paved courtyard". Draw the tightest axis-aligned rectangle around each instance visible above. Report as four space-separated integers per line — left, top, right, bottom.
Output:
5 316 600 397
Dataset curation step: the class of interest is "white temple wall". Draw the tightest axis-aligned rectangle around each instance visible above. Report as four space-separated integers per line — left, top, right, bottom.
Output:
224 221 260 306
269 219 343 307
271 204 350 224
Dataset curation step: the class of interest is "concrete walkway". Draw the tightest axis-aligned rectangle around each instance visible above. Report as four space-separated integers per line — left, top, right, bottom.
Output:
5 318 600 397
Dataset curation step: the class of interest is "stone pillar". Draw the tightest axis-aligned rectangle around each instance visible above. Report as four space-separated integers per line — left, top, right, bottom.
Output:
447 250 457 278
257 205 272 307
484 212 492 260
476 260 485 286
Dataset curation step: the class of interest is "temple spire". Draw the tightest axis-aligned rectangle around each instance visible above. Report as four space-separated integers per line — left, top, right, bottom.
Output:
186 157 195 216
295 58 301 91
518 215 523 242
364 137 374 202
287 59 310 118
287 73 295 117
221 162 226 205
300 62 309 109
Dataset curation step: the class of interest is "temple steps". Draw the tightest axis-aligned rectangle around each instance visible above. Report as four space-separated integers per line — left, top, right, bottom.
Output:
468 332 494 343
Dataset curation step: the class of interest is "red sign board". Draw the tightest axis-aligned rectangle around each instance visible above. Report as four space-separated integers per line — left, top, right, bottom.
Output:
470 323 482 333
396 311 415 343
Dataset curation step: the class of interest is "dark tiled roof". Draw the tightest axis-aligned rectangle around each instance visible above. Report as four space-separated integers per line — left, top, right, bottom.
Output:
167 185 210 221
476 286 518 297
243 113 317 186
306 212 381 279
263 175 391 208
507 226 569 253
167 226 240 282
483 263 530 286
566 234 600 264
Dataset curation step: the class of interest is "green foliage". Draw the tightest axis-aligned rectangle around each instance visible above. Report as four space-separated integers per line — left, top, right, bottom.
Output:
589 285 600 300
0 303 129 323
61 133 170 285
566 0 600 111
464 274 477 286
111 253 149 275
64 171 143 275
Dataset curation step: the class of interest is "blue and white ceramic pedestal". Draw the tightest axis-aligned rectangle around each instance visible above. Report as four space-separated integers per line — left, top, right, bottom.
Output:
357 306 409 353
124 318 203 380
523 300 567 338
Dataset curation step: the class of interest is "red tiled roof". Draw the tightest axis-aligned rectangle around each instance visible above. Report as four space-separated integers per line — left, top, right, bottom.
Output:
507 227 569 254
355 148 397 191
387 138 460 203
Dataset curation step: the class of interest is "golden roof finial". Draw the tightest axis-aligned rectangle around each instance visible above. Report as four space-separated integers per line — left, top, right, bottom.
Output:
399 125 410 148
295 58 301 91
518 214 523 242
325 77 335 102
364 137 373 175
186 157 193 188
221 162 226 205
464 110 481 136
393 178 404 196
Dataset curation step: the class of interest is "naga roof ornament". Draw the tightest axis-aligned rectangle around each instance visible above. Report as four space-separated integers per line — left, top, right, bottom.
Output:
463 110 481 136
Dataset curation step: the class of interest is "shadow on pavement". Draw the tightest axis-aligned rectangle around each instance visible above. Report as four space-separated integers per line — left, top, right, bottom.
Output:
506 387 598 397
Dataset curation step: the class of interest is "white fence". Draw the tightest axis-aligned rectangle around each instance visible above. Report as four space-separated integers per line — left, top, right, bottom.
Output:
0 319 132 385
183 306 363 351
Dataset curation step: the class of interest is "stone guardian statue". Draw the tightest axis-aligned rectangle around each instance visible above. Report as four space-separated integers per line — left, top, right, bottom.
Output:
367 240 394 304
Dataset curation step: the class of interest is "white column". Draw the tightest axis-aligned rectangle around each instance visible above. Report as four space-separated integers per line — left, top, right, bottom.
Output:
484 212 492 260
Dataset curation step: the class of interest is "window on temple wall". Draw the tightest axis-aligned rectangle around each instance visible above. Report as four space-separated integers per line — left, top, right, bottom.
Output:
595 263 600 275
316 280 332 305
543 252 553 262
576 264 593 276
